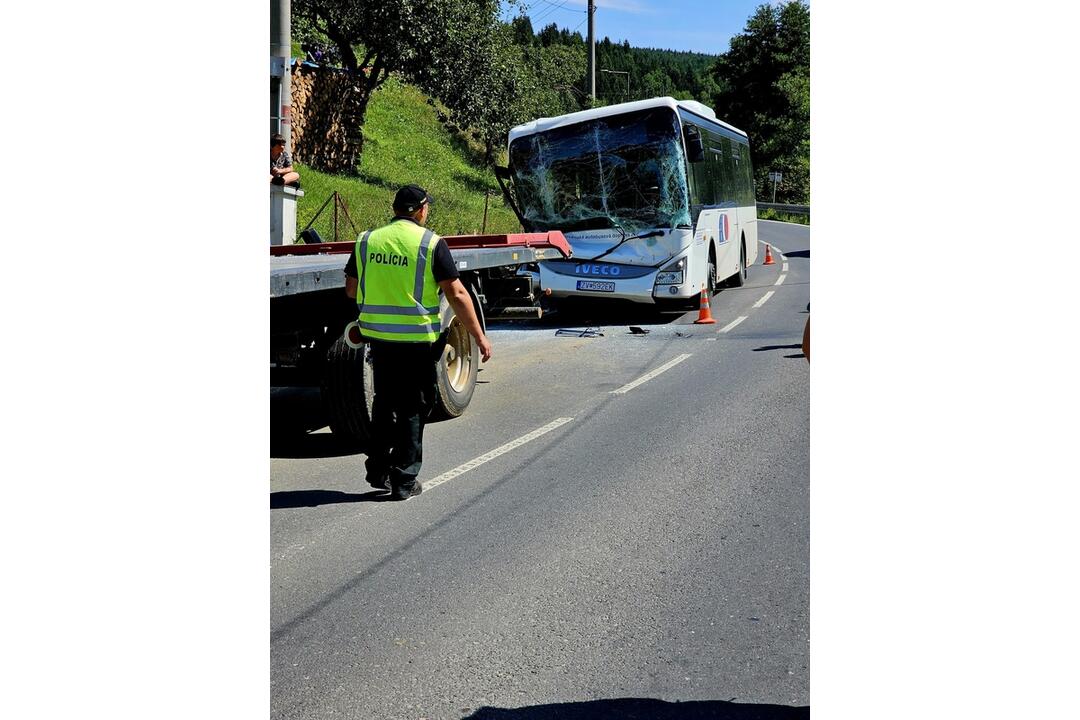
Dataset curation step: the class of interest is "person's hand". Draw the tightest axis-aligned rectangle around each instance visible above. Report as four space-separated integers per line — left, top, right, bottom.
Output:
477 334 493 362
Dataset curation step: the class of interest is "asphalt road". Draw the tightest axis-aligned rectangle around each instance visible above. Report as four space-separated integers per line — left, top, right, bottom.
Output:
270 220 810 720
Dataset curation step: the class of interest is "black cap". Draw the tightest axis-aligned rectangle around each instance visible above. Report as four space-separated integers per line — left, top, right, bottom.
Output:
393 184 435 214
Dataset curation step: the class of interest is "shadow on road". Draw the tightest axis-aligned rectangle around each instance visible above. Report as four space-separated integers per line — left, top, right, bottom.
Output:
271 387 364 459
271 433 364 459
752 343 802 352
753 343 806 359
783 249 809 258
270 489 392 508
462 699 809 719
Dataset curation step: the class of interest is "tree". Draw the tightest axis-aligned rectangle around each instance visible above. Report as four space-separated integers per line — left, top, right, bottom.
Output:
292 0 507 171
427 21 525 164
641 68 675 99
537 22 561 48
510 14 534 46
710 1 810 202
433 26 586 164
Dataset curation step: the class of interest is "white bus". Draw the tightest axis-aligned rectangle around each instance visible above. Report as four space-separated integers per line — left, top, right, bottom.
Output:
497 97 758 308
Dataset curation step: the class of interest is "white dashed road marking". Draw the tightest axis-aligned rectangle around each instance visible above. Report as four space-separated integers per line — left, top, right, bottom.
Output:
782 262 789 271
424 417 574 491
753 291 775 308
719 316 748 333
612 354 693 395
760 240 787 255
775 274 787 286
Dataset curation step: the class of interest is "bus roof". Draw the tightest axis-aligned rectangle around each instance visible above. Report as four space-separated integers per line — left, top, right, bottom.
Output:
507 96 748 145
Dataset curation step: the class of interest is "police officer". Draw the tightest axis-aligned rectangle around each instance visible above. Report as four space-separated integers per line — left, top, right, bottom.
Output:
344 185 493 500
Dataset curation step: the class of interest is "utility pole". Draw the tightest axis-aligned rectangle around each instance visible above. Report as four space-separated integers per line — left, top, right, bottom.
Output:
587 0 596 102
271 0 292 149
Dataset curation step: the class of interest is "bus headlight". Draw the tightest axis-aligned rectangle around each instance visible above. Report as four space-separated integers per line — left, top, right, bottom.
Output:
656 270 683 284
656 258 685 285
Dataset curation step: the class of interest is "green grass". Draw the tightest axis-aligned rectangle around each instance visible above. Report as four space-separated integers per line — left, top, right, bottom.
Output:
294 76 520 242
758 207 810 225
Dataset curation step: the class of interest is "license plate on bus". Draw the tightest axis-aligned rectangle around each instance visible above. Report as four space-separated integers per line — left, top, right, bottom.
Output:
576 280 615 293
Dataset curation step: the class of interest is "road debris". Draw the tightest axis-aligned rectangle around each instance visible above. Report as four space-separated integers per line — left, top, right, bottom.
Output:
555 327 604 338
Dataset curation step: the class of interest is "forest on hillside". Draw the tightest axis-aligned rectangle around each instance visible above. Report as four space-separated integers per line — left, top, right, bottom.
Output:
293 0 809 203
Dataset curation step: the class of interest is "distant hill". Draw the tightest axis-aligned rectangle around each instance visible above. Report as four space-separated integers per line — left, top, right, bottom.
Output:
514 18 720 105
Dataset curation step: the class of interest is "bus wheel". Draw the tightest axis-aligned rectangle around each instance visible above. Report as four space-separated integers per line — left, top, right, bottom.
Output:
727 242 747 288
707 258 718 295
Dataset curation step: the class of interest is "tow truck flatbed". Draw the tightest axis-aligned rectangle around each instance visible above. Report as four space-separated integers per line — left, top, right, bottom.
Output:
270 232 571 298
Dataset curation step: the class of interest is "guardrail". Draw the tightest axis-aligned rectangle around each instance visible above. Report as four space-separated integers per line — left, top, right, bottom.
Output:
757 202 810 216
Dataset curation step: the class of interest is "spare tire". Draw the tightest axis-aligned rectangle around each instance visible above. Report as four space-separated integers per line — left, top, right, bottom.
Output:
430 289 482 421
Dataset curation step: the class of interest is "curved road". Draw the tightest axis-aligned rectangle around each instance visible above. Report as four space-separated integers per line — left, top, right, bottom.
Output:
270 220 810 719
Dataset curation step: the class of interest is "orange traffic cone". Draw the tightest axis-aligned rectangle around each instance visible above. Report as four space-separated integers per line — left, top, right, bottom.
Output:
763 244 776 265
694 285 716 324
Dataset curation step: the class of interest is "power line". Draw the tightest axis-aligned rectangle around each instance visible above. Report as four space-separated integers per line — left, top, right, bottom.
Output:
532 0 583 24
521 0 578 16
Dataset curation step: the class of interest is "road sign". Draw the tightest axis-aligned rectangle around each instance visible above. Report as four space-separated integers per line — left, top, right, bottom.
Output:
768 171 783 182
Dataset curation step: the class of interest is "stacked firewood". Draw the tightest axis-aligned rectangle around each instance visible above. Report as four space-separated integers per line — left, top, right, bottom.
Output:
290 65 364 175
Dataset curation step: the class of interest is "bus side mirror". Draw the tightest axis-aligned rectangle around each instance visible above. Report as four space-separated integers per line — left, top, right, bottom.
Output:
493 166 533 232
684 127 705 162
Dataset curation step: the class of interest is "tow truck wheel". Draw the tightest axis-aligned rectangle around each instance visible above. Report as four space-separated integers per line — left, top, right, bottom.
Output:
320 334 375 446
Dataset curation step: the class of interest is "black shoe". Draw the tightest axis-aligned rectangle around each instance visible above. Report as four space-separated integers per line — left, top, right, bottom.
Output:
390 481 423 501
367 475 389 491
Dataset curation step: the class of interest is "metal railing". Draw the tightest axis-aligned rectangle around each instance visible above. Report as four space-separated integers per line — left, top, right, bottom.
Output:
298 191 359 244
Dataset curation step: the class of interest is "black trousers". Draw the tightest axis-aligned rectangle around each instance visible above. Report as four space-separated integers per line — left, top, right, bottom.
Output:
364 339 438 488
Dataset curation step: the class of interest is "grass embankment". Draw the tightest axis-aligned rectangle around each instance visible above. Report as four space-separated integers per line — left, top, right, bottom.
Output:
294 77 519 242
758 207 810 225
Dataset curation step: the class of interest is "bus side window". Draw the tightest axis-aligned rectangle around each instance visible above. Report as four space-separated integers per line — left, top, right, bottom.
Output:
719 136 737 205
684 124 706 218
693 155 712 209
706 131 727 206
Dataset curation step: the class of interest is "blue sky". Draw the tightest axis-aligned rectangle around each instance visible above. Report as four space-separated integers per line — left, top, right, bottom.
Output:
503 0 776 55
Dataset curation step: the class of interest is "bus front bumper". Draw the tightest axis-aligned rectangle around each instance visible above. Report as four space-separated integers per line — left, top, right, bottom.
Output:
538 262 701 305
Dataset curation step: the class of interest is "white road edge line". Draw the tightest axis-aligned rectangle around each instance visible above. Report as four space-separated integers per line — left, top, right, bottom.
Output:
782 262 789 271
719 316 748 333
753 291 775 308
775 274 787 286
611 353 693 395
424 417 574 491
759 239 787 255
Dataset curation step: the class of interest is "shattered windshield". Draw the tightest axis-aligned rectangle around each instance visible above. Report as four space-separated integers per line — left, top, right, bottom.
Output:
509 107 692 234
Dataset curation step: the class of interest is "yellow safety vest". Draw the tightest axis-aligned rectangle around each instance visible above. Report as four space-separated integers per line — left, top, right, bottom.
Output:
355 219 442 343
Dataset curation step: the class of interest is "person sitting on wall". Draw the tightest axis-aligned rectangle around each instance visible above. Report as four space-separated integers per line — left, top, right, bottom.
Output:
271 133 301 187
